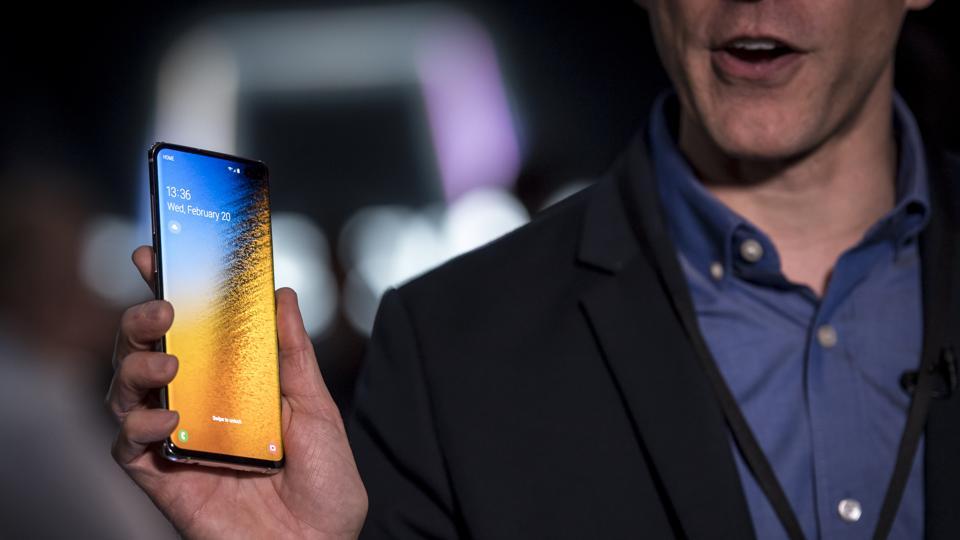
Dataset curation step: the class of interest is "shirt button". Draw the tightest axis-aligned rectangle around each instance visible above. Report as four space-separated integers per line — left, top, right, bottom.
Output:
739 238 764 263
817 324 838 348
709 262 724 281
837 498 862 523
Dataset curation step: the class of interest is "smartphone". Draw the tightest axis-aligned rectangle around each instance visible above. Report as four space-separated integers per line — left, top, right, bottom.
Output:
148 142 284 473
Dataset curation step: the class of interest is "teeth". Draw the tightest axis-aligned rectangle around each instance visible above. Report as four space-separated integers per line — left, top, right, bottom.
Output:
729 39 779 51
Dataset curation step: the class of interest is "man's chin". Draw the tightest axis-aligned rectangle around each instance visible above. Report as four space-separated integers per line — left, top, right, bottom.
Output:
683 101 823 167
709 128 814 166
721 144 807 164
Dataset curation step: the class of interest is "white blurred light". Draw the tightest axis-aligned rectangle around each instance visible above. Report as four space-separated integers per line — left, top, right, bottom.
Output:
156 29 239 151
383 213 449 289
444 188 528 254
80 215 150 306
338 206 412 271
271 212 338 338
342 269 380 337
340 188 529 334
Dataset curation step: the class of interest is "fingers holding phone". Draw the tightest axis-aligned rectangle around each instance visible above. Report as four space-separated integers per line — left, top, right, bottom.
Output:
274 287 341 425
103 145 367 538
131 244 157 295
106 294 179 484
108 351 177 420
112 299 173 368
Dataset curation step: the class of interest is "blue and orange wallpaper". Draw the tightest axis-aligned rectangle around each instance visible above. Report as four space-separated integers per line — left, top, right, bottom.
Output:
156 148 283 462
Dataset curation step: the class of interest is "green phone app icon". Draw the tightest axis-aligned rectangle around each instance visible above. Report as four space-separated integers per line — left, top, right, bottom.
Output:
178 429 189 443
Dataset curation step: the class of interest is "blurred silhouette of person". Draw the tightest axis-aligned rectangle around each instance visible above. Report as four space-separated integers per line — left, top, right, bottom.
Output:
0 175 175 539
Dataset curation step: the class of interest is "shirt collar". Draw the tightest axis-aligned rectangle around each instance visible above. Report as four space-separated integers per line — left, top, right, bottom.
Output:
649 90 930 285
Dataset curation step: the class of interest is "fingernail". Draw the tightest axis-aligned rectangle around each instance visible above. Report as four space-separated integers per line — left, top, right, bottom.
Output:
148 300 173 322
164 410 180 430
149 354 176 374
146 301 163 321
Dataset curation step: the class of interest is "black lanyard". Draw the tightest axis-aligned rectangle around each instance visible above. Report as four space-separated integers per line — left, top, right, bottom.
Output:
685 321 939 540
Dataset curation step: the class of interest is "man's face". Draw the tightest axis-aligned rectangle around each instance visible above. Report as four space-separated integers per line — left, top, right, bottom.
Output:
643 0 932 161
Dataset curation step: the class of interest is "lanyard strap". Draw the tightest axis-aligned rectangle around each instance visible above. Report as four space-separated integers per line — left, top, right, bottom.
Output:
682 317 807 540
873 347 957 539
666 276 937 540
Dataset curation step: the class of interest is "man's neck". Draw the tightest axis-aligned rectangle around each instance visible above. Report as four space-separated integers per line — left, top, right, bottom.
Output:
678 68 898 297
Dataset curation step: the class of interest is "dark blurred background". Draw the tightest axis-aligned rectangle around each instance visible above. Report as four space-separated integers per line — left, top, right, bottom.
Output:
0 1 957 537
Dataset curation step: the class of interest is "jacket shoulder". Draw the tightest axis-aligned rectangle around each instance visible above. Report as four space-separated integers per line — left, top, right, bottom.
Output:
402 186 594 289
395 185 596 313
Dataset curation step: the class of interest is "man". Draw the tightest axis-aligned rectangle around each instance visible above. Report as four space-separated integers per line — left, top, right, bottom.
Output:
107 0 958 538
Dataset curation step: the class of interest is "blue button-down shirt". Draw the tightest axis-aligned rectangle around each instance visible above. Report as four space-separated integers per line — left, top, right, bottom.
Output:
650 92 930 539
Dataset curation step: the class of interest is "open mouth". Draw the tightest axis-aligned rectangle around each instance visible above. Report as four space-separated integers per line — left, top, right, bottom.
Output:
711 36 805 83
721 38 796 63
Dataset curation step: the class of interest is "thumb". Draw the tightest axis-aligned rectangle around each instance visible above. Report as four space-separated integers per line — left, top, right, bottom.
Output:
275 288 340 420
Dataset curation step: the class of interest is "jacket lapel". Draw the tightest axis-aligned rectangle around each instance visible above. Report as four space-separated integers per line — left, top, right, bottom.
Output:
578 135 756 540
922 150 960 539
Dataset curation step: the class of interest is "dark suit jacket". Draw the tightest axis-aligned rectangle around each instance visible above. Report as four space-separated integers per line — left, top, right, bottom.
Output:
347 130 960 539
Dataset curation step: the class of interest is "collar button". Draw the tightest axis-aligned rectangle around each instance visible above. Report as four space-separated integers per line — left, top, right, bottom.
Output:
739 238 764 263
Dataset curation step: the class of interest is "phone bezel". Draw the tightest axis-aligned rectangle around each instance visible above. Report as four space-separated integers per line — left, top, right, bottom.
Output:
148 141 284 473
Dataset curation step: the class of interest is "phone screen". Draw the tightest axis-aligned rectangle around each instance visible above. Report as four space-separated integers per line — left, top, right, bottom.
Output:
152 144 283 465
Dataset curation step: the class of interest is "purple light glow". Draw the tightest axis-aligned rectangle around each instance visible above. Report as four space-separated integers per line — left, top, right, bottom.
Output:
416 16 521 202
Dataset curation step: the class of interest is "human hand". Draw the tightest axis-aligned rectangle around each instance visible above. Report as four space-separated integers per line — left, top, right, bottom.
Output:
106 246 367 539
